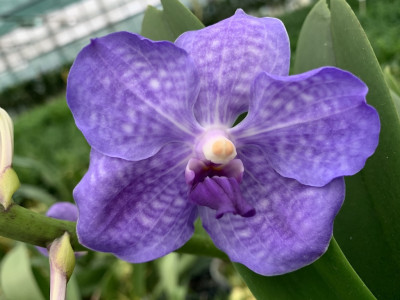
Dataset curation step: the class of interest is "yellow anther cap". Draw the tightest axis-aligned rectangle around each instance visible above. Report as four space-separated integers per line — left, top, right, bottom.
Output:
203 136 237 164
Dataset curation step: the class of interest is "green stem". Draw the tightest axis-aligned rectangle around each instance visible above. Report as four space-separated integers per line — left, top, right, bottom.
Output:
0 204 227 259
0 204 85 251
176 234 228 260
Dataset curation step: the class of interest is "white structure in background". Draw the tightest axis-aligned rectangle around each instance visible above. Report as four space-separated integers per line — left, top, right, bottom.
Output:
0 0 181 91
258 0 312 17
0 0 310 91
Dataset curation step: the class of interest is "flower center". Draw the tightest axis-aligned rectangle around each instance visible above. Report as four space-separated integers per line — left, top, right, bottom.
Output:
202 136 237 164
184 128 255 219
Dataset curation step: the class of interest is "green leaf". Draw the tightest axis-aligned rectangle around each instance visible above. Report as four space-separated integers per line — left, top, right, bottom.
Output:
290 0 400 297
0 244 45 300
329 0 400 298
383 66 400 97
141 6 175 42
235 238 375 300
141 0 204 41
389 89 400 114
293 0 335 73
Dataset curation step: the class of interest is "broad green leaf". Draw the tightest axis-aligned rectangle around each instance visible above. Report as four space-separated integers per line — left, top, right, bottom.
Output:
383 66 400 97
235 238 375 300
390 89 400 114
291 0 400 297
141 0 204 41
0 244 45 300
293 0 335 73
329 0 400 298
141 6 175 42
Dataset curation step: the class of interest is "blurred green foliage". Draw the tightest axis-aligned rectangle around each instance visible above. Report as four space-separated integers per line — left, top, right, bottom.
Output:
12 96 90 204
356 0 400 77
0 64 70 113
201 0 287 25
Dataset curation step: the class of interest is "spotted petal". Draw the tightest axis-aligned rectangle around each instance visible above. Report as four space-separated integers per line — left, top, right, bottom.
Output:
74 143 197 262
67 31 202 161
231 67 380 186
175 9 290 127
200 146 345 275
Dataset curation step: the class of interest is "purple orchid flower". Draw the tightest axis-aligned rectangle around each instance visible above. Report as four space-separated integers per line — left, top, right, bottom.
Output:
66 10 380 275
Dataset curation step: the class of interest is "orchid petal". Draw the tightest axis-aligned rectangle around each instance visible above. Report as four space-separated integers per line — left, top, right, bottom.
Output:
175 9 290 127
74 143 197 262
200 146 344 275
67 31 202 161
47 202 78 222
231 67 380 186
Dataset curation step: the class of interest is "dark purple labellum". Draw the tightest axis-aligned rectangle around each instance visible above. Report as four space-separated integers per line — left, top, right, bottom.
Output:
189 176 255 219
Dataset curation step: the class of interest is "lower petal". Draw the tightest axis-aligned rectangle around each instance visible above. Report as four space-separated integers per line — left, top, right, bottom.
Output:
200 146 345 275
74 143 197 262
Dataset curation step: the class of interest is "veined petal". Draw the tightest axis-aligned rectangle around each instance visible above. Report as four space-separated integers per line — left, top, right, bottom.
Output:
175 9 290 127
67 31 202 161
231 67 380 187
200 146 344 276
74 143 197 262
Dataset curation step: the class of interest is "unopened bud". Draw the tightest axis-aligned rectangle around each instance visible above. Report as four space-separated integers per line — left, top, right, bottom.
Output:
49 232 75 280
49 232 75 300
0 108 19 209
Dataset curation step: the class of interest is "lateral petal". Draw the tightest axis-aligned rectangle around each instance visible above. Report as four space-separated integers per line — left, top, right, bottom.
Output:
231 67 380 186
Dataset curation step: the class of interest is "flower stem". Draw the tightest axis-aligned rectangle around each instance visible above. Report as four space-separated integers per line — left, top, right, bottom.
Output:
0 204 85 251
0 204 227 259
50 267 67 300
